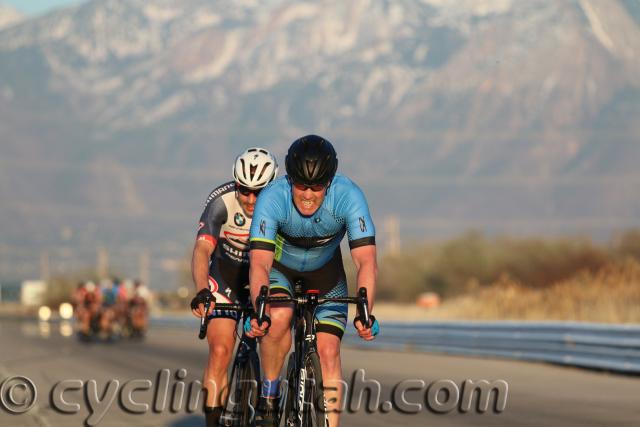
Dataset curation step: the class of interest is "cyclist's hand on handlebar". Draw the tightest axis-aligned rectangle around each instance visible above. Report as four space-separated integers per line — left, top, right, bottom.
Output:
244 313 271 338
190 288 214 317
354 315 379 341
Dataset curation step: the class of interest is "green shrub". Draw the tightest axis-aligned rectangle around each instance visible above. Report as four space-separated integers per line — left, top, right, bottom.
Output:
376 230 634 302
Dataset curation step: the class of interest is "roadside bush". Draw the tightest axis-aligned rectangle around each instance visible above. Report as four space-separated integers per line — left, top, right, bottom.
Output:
377 230 632 302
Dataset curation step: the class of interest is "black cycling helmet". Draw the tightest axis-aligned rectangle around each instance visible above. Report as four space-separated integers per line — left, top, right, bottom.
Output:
285 135 338 186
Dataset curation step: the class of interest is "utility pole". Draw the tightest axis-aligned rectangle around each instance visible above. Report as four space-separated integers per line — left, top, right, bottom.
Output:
384 216 401 255
0 245 5 290
97 246 109 279
40 250 50 282
138 249 150 287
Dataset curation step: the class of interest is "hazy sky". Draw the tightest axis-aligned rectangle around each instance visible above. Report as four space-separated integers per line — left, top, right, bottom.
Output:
3 0 86 16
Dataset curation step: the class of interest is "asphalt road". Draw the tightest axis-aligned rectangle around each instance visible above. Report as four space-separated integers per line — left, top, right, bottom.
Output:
1 318 638 427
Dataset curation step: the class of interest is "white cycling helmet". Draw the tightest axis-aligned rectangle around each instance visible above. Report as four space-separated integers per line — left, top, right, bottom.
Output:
85 281 96 292
233 147 279 189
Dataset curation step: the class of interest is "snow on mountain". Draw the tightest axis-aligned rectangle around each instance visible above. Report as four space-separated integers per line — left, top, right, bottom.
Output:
0 4 23 30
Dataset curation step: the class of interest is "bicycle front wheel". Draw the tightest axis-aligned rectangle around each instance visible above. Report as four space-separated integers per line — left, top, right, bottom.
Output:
223 351 260 426
301 352 328 427
280 352 297 427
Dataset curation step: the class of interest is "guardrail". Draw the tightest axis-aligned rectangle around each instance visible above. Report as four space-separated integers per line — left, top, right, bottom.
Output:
151 316 640 374
342 321 640 374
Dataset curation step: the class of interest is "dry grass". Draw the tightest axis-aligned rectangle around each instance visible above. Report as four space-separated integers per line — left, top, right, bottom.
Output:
375 259 640 323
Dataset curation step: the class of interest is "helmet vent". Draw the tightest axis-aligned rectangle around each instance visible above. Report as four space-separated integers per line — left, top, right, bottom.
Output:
239 159 247 183
256 162 272 181
305 159 318 178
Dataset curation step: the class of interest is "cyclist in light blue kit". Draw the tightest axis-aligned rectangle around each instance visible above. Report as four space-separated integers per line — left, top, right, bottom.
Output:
246 135 379 427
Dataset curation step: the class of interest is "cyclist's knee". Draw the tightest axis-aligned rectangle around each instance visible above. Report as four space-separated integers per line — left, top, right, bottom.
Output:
318 343 340 362
268 307 293 332
209 341 234 363
317 335 341 365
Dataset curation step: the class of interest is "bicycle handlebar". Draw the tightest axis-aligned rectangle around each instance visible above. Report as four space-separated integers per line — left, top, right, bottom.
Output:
199 285 373 339
198 294 252 340
256 285 269 324
357 287 372 329
254 285 373 329
198 293 213 339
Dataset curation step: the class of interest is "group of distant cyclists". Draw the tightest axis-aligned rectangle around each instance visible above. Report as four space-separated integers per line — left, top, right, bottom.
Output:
72 278 151 341
190 135 379 427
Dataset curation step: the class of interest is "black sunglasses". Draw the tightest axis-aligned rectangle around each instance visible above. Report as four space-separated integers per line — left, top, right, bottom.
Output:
287 176 329 192
292 181 327 192
237 185 261 196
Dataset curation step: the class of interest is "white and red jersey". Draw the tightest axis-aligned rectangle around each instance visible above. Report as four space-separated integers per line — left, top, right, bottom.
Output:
196 181 251 291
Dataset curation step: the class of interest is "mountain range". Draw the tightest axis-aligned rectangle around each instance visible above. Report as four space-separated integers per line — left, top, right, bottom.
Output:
1 0 639 286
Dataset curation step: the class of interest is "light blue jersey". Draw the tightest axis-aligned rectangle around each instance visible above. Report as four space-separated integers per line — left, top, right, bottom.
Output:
249 174 376 271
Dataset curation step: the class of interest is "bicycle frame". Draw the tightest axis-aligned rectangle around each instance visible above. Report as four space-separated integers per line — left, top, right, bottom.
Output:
254 281 371 426
290 283 322 425
198 296 261 427
222 310 261 427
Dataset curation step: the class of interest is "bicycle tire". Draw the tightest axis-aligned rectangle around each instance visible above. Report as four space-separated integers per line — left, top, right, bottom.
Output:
280 353 297 427
223 351 260 426
301 352 328 427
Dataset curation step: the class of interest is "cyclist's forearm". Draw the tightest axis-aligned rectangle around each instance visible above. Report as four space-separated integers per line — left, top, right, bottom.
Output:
351 245 378 311
356 264 377 311
191 243 213 292
249 266 270 308
249 249 274 308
